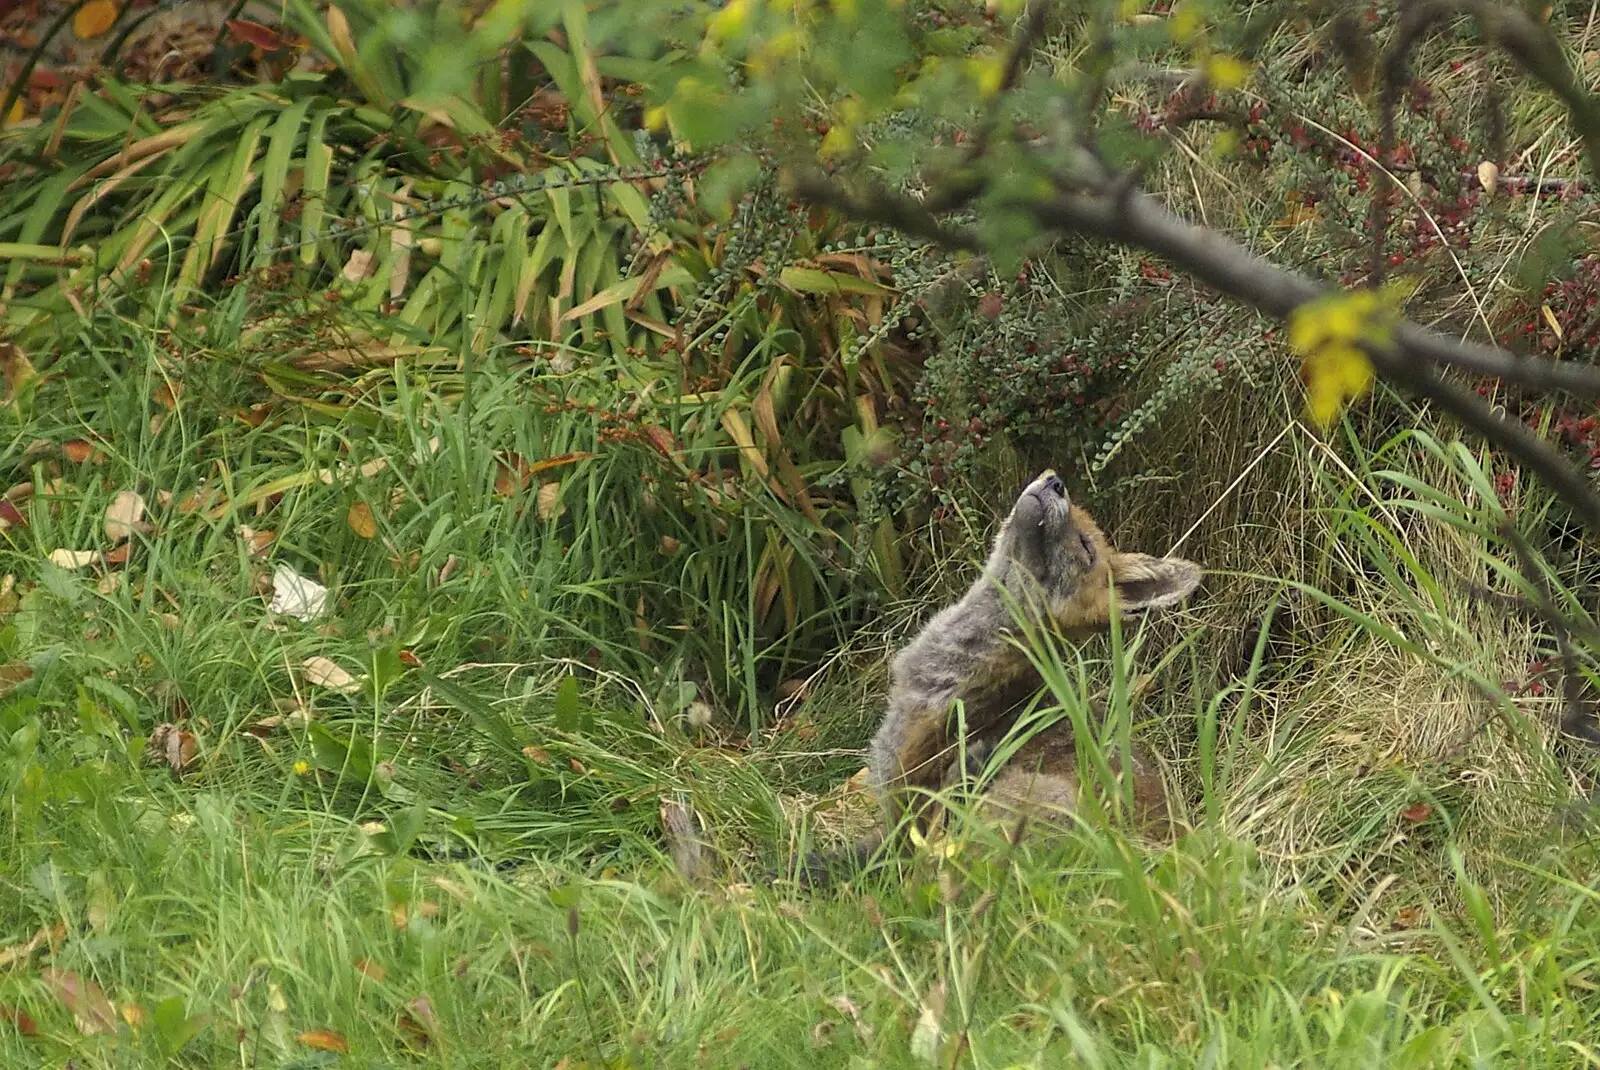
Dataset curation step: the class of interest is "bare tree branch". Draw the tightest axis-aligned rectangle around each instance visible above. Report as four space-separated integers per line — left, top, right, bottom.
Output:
782 0 1600 550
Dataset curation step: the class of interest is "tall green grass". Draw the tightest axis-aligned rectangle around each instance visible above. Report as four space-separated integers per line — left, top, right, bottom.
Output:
3 309 1600 1066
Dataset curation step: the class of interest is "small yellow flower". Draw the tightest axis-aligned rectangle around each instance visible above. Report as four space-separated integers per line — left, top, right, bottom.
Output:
1204 53 1252 91
293 760 310 776
643 106 669 133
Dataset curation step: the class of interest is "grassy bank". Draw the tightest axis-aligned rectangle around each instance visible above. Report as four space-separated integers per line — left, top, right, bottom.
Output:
0 306 1597 1068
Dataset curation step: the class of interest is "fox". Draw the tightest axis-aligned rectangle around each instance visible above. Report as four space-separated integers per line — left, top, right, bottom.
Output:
786 469 1201 886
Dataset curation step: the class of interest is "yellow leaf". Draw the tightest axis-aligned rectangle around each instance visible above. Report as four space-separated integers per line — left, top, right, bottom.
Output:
347 501 377 539
967 54 1007 99
1209 128 1240 159
643 106 668 132
3 99 22 128
708 0 751 41
1170 0 1204 44
820 124 853 158
1302 345 1374 427
1287 289 1398 427
1205 53 1252 91
73 0 119 40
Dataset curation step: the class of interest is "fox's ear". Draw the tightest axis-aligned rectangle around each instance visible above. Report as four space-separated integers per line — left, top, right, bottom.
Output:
1109 553 1202 614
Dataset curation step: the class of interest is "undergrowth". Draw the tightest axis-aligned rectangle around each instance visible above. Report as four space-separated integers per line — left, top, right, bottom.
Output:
1 305 1600 1066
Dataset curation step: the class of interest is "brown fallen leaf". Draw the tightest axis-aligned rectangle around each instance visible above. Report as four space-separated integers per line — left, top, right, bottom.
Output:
0 1003 38 1036
153 381 183 411
41 967 118 1035
238 525 275 558
225 17 285 49
0 343 37 406
244 715 283 739
297 1029 349 1053
302 656 359 692
493 453 533 497
149 724 198 774
353 958 387 982
536 481 564 522
347 502 377 539
0 662 32 696
1400 802 1432 824
61 439 105 465
397 995 439 1048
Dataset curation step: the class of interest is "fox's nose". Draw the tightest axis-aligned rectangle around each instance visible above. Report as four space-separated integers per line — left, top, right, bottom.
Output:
1042 474 1065 498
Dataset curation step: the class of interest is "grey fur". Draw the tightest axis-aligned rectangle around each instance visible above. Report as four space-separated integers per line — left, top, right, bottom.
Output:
865 469 1202 838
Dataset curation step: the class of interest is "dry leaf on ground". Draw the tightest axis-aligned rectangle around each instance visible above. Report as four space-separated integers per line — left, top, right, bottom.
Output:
104 490 147 542
238 526 275 558
0 662 32 696
47 548 99 570
493 453 533 497
148 724 197 774
72 0 119 38
353 958 386 982
297 1029 349 1054
342 249 374 282
347 502 377 539
397 995 439 1048
536 481 564 521
0 343 36 406
268 564 329 622
303 656 359 692
0 1004 38 1036
62 439 105 464
41 967 118 1035
1477 159 1499 194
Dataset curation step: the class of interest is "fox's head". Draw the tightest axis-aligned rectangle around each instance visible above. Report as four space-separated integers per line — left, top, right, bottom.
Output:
986 469 1202 635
